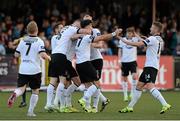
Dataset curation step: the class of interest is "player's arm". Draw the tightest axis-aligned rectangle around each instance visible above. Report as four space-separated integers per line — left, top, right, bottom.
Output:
71 34 84 41
120 37 145 47
38 40 51 61
78 28 92 34
91 41 104 48
93 29 122 42
14 41 22 58
14 51 20 58
39 52 51 61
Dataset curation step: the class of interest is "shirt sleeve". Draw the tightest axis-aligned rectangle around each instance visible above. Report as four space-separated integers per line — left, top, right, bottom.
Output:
118 37 126 48
95 29 101 36
143 36 156 46
71 26 79 34
38 40 46 53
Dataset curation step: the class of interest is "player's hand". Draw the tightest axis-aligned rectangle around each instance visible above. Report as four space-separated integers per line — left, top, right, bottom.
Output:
47 55 51 61
115 28 123 36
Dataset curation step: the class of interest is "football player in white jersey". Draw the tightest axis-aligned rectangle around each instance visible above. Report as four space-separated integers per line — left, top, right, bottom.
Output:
48 20 91 112
72 18 122 112
45 22 63 112
82 15 110 113
7 21 51 117
118 27 138 102
119 22 171 114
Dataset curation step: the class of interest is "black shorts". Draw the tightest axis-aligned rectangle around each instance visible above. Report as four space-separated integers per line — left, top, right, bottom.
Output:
139 67 158 83
17 73 41 89
121 61 137 76
66 60 78 81
48 53 68 78
91 59 103 80
76 61 98 83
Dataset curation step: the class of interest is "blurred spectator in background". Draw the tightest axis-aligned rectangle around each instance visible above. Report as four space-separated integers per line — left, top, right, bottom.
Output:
0 40 6 57
100 42 113 55
0 0 179 56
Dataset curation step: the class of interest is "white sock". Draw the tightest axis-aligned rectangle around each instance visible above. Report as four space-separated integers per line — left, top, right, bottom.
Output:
46 84 55 106
64 88 72 107
66 94 72 107
99 92 107 103
150 88 168 106
53 90 59 107
128 89 142 108
83 85 98 100
131 80 137 96
64 88 68 106
28 94 38 113
56 83 65 108
77 84 85 92
51 90 56 105
14 88 24 97
66 83 78 96
93 89 100 109
122 81 128 98
84 89 91 108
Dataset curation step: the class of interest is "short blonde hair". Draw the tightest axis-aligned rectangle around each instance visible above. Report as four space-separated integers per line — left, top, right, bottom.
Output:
153 21 163 32
27 21 38 34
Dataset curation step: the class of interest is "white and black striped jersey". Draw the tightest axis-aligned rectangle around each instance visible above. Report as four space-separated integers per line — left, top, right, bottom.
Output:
16 36 45 75
143 35 163 70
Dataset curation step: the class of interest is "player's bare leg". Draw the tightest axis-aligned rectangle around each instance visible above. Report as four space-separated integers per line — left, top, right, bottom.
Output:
121 76 129 102
146 83 171 114
45 77 58 112
8 85 26 108
27 89 39 117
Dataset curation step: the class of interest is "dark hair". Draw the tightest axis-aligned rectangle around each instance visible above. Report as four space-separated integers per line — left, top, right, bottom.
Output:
53 22 62 32
80 20 92 28
153 21 163 32
126 27 135 33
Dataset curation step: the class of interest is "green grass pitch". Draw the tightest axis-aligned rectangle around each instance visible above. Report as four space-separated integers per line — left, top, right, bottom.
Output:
0 91 179 120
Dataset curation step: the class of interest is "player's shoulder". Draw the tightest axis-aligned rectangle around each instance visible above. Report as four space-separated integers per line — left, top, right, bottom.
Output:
69 25 79 30
147 36 156 41
51 35 59 40
92 28 101 36
93 28 100 33
33 37 44 44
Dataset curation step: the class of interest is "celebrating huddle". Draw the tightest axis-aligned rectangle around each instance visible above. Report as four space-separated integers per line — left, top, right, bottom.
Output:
7 14 171 117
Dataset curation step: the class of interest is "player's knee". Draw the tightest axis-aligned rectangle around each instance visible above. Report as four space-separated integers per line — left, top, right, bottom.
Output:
64 81 71 88
32 89 39 95
84 82 92 88
94 81 100 88
136 82 145 91
132 74 138 80
122 76 128 82
146 83 155 90
71 77 81 86
59 76 66 83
